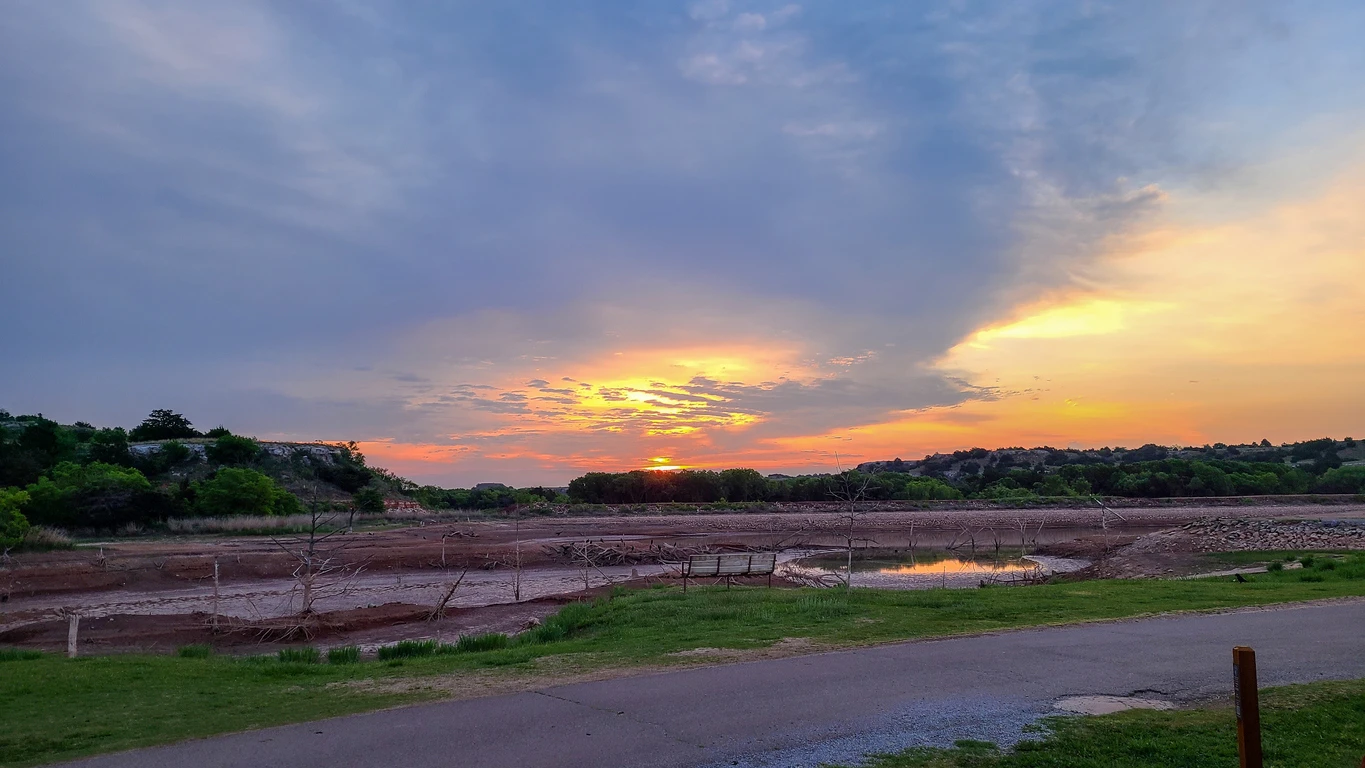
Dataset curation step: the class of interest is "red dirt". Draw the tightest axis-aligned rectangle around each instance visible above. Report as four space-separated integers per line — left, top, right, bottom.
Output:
2 503 1359 655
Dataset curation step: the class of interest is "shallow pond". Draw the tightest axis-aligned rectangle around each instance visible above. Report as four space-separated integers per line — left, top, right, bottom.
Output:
789 549 1088 589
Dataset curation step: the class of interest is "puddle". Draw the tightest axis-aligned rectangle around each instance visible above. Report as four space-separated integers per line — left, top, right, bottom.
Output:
791 549 1088 589
1054 695 1174 715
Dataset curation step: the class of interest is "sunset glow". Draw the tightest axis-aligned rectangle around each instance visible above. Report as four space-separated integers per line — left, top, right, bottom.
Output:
4 2 1363 486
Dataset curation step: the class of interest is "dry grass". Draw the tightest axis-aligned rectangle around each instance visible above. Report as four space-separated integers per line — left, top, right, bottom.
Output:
21 526 74 550
161 509 485 534
163 515 326 534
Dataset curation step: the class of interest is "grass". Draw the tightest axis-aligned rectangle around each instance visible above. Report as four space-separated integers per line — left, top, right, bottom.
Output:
839 678 1365 768
175 645 212 659
327 646 360 665
2 551 1364 767
276 647 320 664
1206 550 1353 566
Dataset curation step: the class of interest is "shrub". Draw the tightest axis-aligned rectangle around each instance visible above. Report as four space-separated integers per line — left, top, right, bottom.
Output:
194 468 300 517
205 434 261 466
327 645 361 664
1267 561 1284 572
177 644 212 658
22 461 154 529
1299 573 1326 583
377 640 438 660
1300 555 1316 568
277 647 320 664
1318 559 1337 571
0 488 31 550
0 648 43 662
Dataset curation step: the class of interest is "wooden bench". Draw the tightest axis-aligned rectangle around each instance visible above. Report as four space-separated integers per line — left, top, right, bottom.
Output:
681 552 777 591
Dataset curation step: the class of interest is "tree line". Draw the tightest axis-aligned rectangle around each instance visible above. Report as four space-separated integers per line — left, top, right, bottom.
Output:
560 452 1365 505
0 409 387 547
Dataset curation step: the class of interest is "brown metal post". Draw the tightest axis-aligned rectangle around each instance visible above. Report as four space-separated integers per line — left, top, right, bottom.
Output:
1233 646 1263 768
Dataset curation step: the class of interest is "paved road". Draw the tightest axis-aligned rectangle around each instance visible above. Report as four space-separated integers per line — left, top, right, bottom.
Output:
63 601 1365 768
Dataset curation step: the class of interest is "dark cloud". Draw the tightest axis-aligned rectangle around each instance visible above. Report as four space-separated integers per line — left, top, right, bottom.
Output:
2 0 1361 483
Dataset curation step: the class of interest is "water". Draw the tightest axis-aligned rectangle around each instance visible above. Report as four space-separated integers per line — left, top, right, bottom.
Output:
789 549 1088 589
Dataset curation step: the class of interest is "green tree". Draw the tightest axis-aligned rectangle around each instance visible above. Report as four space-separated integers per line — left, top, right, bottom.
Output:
129 409 200 441
1316 465 1365 494
351 487 385 514
0 488 31 550
23 462 155 529
194 468 300 517
719 468 768 502
87 427 133 466
205 434 261 465
17 419 77 467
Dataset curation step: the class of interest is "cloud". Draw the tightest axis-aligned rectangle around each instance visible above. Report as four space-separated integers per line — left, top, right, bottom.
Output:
3 1 1363 484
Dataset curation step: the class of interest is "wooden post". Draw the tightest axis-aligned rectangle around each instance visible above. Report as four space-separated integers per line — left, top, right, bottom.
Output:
513 514 522 602
1234 646 1263 768
66 613 79 658
211 557 220 632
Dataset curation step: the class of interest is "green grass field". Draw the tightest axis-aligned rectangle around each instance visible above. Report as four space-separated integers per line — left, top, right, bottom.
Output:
843 678 1365 768
2 551 1363 767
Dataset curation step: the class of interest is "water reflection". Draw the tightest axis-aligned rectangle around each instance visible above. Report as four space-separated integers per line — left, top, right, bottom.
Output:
791 548 1089 589
875 559 1034 575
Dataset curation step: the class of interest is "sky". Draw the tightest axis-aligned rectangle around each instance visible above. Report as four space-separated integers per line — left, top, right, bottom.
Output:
2 1 1364 486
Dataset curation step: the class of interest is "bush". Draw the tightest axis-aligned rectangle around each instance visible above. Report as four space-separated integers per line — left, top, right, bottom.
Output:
1300 556 1316 568
22 462 160 530
177 644 212 658
327 645 360 664
376 640 438 660
277 647 320 664
205 434 261 466
0 648 43 662
194 468 300 517
1318 559 1337 571
1299 573 1326 583
0 488 31 550
1267 561 1284 572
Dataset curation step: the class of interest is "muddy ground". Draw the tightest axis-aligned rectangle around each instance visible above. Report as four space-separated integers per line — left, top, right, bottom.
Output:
1 503 1361 654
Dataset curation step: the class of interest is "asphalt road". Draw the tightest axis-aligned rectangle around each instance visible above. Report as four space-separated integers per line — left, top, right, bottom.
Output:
62 600 1365 768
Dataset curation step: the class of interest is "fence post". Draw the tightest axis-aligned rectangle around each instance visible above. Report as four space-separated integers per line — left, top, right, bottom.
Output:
1233 646 1263 768
66 613 80 658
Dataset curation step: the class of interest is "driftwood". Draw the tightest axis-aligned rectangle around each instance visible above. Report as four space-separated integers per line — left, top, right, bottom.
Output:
429 568 469 620
541 541 720 567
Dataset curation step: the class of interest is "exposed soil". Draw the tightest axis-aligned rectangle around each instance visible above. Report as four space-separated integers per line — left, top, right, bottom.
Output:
2 503 1360 655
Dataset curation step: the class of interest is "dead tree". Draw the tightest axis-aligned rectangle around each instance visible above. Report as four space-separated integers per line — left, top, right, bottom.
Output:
1091 497 1126 578
905 518 918 564
270 487 365 626
1015 513 1048 556
827 455 873 589
429 568 469 620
